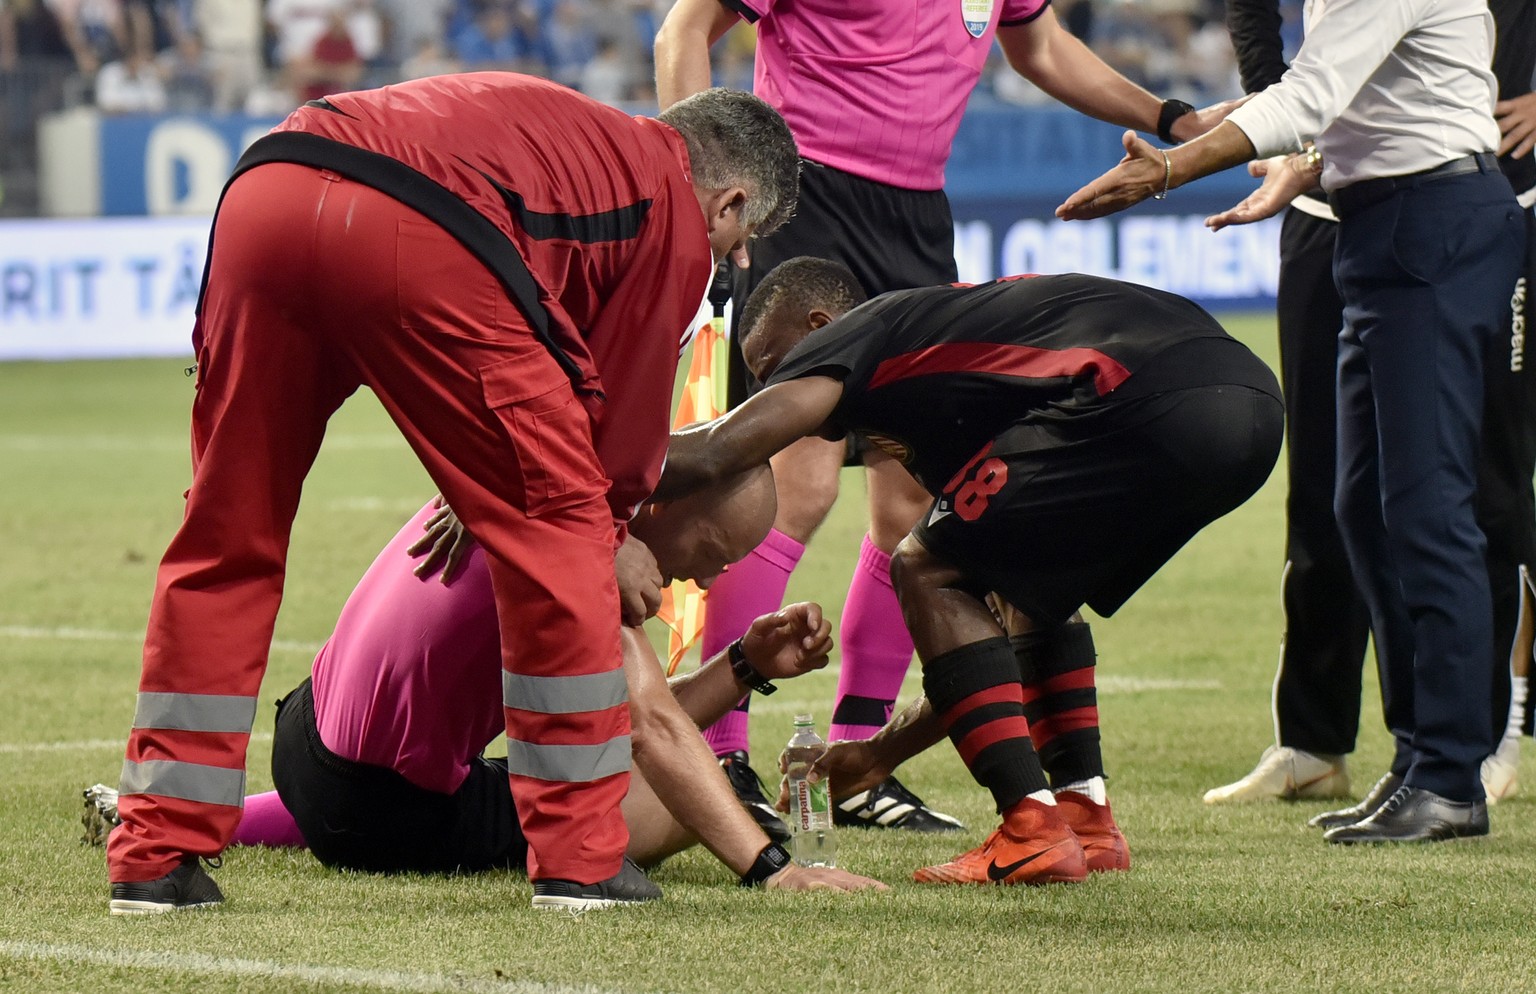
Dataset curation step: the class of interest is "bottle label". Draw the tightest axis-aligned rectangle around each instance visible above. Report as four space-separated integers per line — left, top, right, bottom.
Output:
795 776 830 829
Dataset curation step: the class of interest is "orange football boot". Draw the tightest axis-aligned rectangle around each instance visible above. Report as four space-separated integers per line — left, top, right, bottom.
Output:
1054 789 1131 872
912 797 1088 885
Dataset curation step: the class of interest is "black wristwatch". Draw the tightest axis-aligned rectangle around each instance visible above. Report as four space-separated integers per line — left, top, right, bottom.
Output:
728 638 777 695
739 841 792 887
1157 98 1196 145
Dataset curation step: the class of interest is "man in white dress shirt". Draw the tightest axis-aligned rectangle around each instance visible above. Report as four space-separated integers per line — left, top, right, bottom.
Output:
1058 0 1526 844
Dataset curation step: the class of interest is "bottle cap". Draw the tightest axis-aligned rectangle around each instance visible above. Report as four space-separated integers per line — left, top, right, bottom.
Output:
793 713 813 725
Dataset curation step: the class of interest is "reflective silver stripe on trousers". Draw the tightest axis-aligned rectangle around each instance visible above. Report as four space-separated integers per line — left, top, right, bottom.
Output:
119 759 246 807
503 736 631 783
502 669 628 715
132 692 258 733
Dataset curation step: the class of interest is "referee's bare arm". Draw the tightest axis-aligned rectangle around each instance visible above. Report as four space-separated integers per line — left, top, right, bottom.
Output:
654 0 743 109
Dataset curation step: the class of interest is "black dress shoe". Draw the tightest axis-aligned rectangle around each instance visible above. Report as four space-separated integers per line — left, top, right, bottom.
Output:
1308 772 1404 830
1323 785 1489 844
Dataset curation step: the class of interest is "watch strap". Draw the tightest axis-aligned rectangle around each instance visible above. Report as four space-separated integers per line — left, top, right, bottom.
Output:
728 639 777 695
739 842 793 887
1157 98 1196 145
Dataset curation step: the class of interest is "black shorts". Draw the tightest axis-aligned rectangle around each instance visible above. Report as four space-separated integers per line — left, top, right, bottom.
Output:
912 342 1284 626
271 678 526 874
726 159 958 414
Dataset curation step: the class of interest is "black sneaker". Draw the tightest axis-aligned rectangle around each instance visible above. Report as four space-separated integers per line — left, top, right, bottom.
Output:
109 859 224 915
834 776 965 833
531 857 661 911
718 750 791 843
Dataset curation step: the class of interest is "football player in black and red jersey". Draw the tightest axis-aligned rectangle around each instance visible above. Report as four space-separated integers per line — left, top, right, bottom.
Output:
654 257 1283 885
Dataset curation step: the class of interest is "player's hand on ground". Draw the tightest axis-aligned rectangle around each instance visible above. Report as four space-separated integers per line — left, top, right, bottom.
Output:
408 495 474 583
1205 154 1313 231
775 739 891 813
615 532 663 626
764 863 889 893
1056 131 1167 221
739 601 833 681
1497 92 1536 159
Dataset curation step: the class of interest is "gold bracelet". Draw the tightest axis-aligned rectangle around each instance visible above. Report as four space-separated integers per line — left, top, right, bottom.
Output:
1152 149 1172 200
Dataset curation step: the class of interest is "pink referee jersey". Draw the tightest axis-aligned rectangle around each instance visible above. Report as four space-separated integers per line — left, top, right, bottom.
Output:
310 502 503 796
728 0 1048 190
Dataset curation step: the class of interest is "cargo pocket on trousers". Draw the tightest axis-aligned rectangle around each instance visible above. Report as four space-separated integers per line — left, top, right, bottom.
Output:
480 350 608 518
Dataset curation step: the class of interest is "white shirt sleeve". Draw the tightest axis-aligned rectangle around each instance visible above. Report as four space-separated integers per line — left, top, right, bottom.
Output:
1225 0 1428 156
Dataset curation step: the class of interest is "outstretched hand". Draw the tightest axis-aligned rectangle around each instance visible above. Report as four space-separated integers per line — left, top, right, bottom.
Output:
1205 154 1316 231
738 602 834 681
1056 131 1169 221
408 495 475 583
765 863 888 893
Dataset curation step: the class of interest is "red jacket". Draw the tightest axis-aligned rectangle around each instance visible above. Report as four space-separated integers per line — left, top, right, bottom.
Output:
269 73 712 528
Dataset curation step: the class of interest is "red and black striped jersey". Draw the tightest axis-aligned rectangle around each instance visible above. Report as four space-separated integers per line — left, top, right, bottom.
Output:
765 273 1279 492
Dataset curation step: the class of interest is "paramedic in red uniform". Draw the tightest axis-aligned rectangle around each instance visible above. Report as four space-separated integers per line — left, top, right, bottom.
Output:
105 74 799 915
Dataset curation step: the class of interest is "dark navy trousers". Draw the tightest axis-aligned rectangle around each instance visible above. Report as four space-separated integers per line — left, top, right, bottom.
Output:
1332 165 1526 802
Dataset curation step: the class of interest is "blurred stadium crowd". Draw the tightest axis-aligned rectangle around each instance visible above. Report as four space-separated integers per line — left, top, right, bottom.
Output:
0 0 1251 112
0 0 1255 213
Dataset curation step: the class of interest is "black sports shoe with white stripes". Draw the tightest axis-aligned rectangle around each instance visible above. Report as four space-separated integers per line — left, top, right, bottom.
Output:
834 776 964 833
109 859 224 915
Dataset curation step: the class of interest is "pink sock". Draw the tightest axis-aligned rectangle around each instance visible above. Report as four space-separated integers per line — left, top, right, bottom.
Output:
829 536 915 742
231 791 308 848
699 527 805 757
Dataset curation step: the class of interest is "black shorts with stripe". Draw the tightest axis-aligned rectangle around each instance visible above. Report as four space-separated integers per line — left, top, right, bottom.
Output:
912 341 1284 627
271 678 527 875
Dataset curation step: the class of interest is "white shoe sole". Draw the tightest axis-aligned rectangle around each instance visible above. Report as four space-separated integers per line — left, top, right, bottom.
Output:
531 895 650 911
108 898 219 916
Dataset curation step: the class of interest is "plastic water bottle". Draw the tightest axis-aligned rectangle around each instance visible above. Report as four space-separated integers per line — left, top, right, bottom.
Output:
785 714 837 867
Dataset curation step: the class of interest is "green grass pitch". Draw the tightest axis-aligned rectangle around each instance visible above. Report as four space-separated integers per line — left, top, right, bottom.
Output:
2 316 1534 994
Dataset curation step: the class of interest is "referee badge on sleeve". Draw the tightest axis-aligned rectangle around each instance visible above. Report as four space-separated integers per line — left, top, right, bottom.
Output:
961 0 995 37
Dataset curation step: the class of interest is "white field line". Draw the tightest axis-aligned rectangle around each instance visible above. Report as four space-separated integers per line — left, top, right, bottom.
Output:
0 625 322 656
1099 675 1222 693
714 674 1220 718
4 625 1219 730
5 624 1221 699
0 732 271 755
328 497 431 513
0 940 652 994
0 433 408 453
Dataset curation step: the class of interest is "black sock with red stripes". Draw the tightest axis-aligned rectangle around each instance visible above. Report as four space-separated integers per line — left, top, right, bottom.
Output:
921 637 1049 813
1014 622 1103 787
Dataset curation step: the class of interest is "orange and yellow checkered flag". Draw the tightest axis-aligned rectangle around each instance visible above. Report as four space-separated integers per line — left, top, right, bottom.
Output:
655 295 731 675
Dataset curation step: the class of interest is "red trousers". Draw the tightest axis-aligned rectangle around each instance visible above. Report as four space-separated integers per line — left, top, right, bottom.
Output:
108 164 630 884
